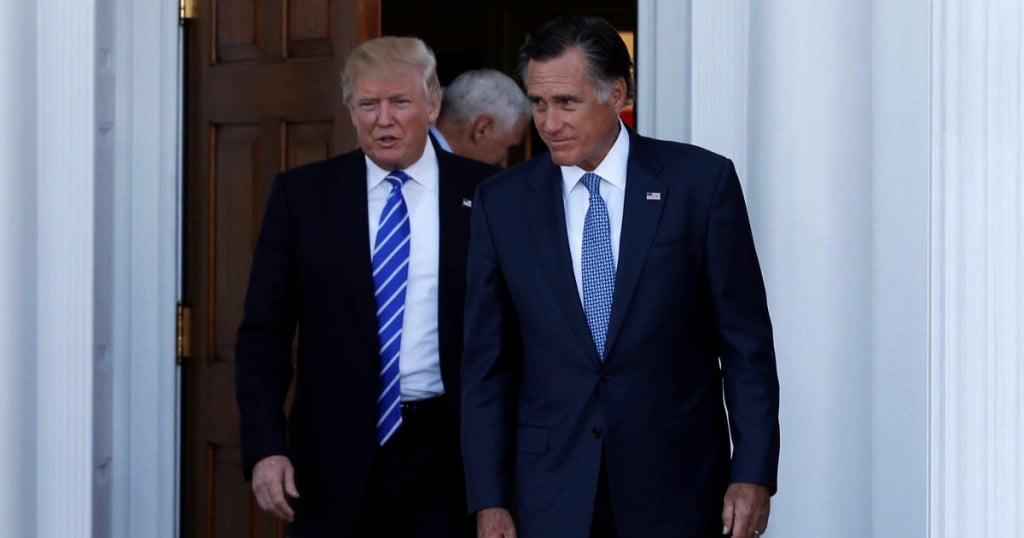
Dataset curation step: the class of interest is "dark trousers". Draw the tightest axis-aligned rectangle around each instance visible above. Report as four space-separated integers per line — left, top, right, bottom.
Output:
590 450 617 538
349 396 471 538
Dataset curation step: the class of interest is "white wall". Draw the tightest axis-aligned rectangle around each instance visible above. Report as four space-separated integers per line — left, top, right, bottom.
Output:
0 0 38 536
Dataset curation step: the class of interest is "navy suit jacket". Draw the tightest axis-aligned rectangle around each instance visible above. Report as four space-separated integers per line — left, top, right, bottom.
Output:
461 129 780 537
235 142 498 535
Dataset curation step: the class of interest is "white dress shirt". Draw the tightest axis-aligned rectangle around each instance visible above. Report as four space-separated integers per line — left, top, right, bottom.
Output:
366 140 444 400
561 121 630 301
429 124 452 153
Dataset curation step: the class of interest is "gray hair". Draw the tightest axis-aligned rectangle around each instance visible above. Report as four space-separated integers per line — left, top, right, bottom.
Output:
438 69 530 133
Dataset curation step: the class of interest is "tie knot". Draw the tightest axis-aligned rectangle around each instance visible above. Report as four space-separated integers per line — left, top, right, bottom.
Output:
581 172 602 194
385 170 411 190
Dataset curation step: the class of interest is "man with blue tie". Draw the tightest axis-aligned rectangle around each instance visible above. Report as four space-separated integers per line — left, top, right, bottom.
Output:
461 16 780 538
235 36 498 536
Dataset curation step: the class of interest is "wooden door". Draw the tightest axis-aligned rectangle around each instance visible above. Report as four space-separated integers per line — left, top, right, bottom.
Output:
181 1 379 536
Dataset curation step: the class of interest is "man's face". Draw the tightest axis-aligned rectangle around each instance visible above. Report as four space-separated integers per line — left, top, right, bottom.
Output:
348 67 439 171
468 115 529 168
526 47 625 171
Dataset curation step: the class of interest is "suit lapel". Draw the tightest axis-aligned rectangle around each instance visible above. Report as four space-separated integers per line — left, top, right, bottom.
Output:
325 154 380 343
436 151 472 361
605 134 666 357
526 162 597 361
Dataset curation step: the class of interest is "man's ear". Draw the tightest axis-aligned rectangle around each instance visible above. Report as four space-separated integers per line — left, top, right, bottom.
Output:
471 115 494 144
610 78 627 110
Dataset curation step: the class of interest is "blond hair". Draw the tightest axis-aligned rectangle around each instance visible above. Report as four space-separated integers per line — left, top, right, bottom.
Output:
341 36 441 104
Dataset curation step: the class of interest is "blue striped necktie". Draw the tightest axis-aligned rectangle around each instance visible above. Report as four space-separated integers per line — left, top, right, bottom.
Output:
372 170 411 445
581 172 615 359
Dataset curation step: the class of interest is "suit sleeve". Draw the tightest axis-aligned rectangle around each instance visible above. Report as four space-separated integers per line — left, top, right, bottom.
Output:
235 175 298 481
705 160 781 493
461 186 521 513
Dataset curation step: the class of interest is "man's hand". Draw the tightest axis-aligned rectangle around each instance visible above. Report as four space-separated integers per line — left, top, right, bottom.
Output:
252 455 300 522
721 482 770 537
477 507 516 538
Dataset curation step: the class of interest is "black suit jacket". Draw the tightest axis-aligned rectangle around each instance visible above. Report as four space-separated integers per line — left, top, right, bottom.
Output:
461 128 780 537
236 142 498 534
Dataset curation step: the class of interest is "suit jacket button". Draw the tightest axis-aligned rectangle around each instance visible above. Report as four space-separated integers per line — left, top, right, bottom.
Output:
600 370 611 381
592 426 603 438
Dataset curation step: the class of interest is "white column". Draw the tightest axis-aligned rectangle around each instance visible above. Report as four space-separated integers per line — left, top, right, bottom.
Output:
930 1 1024 536
871 1 931 537
689 2 750 183
36 0 96 535
636 1 690 142
639 2 876 536
746 3 873 536
0 1 38 536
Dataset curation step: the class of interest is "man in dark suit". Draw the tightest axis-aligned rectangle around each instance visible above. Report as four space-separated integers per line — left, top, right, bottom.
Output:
461 17 780 538
236 36 498 537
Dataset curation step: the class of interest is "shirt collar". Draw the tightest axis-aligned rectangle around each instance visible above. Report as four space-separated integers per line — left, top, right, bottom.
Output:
560 119 630 193
429 124 452 152
365 136 439 191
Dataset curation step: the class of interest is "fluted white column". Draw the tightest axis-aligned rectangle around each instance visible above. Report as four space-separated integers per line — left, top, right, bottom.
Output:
871 1 930 536
639 2 876 536
0 1 38 536
36 0 96 535
689 2 750 183
636 1 690 142
930 1 1024 536
747 3 873 536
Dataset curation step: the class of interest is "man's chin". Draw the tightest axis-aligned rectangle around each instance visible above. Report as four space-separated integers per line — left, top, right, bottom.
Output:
547 150 576 167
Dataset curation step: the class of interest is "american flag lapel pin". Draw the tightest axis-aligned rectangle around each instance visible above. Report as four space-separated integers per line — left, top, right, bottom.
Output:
462 198 473 208
646 192 662 201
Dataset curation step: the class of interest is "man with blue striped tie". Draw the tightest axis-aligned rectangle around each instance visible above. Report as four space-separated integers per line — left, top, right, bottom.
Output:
236 36 499 537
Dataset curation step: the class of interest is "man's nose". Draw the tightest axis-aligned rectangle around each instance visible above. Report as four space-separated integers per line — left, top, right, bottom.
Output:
539 109 562 134
376 102 395 126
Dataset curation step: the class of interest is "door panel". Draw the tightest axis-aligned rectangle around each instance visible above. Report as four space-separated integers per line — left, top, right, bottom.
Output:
182 2 379 536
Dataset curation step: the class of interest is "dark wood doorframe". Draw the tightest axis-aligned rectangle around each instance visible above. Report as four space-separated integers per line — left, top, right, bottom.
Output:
180 1 379 536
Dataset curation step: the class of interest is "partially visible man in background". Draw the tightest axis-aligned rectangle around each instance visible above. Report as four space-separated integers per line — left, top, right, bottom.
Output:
430 68 530 168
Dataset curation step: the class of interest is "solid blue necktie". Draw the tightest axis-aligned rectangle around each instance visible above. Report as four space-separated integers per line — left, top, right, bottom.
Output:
372 170 411 445
581 172 615 359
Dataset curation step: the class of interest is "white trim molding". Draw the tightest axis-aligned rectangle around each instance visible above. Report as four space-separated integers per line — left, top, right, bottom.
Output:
36 0 96 534
0 0 38 535
930 1 1024 536
110 1 182 537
